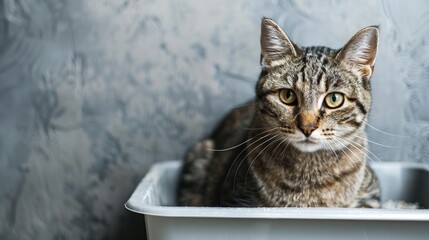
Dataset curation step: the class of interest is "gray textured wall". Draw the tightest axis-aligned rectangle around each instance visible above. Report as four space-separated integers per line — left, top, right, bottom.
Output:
0 0 428 239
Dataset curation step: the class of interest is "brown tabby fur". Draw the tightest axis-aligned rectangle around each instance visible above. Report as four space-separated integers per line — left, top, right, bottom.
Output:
179 18 381 208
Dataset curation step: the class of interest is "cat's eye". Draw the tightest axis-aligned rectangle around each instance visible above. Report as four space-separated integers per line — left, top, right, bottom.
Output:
324 92 345 109
279 89 297 105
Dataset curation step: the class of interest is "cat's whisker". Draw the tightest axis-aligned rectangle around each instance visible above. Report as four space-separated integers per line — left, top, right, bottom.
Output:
271 136 289 158
244 134 282 185
322 140 338 159
232 134 279 190
339 137 383 163
223 132 276 187
340 139 380 164
223 130 278 188
333 139 368 176
333 137 371 174
279 138 292 166
353 135 398 148
244 127 279 131
348 141 383 162
362 120 409 138
245 134 286 184
208 137 254 152
332 138 372 176
209 128 279 152
331 138 350 160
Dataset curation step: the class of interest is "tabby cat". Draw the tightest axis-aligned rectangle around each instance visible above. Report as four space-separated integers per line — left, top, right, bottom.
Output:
179 18 380 208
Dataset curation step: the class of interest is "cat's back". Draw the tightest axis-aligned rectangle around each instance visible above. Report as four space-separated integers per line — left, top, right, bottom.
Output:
211 101 256 148
178 101 256 206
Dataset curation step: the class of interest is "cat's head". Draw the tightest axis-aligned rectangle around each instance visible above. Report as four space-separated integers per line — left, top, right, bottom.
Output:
255 18 379 152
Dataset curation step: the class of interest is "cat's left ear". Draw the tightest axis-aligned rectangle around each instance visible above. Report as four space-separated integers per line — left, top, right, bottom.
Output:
260 18 301 68
336 26 379 77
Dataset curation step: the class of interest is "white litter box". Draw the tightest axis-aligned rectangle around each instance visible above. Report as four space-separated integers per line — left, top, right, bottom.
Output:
125 161 429 240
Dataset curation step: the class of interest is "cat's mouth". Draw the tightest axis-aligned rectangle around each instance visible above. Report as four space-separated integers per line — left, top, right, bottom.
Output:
292 138 323 152
299 137 319 144
299 139 319 146
302 138 316 143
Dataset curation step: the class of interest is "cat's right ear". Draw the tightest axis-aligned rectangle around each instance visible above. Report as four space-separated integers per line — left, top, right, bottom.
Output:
335 26 379 77
260 18 300 68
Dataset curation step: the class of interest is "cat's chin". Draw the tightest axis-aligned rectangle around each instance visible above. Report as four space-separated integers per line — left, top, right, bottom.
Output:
291 141 324 152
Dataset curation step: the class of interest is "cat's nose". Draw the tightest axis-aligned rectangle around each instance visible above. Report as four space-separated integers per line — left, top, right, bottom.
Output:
298 124 317 137
298 111 319 137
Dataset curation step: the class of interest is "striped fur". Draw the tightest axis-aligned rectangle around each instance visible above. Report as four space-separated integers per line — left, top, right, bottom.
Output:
179 18 380 208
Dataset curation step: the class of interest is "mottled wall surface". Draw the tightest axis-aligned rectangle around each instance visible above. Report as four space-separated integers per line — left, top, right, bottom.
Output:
0 0 428 239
